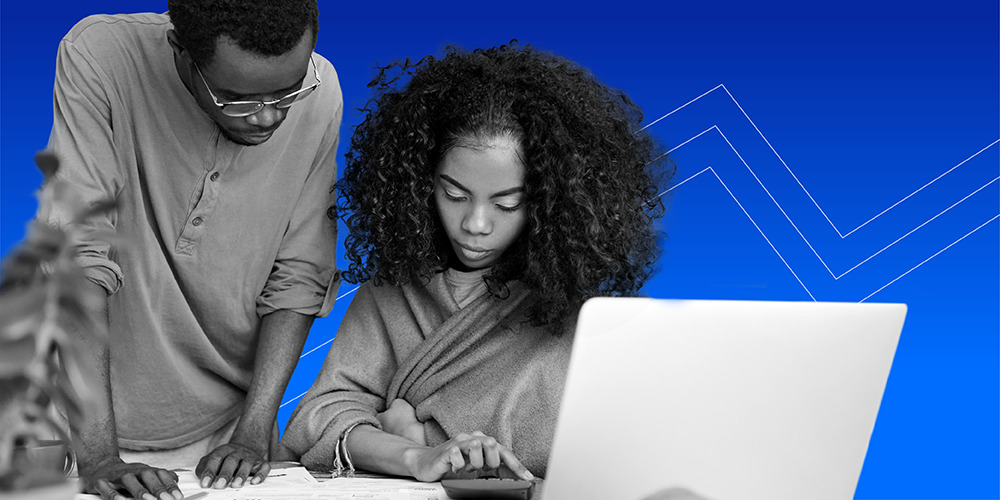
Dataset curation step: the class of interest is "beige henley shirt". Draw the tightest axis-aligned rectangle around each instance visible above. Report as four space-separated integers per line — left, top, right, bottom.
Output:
41 13 342 450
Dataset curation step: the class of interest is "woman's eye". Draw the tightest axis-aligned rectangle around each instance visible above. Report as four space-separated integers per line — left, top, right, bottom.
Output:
444 191 466 202
496 203 522 213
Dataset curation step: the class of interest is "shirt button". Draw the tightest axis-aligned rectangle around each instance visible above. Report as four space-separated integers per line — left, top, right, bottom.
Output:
192 217 203 226
210 172 220 182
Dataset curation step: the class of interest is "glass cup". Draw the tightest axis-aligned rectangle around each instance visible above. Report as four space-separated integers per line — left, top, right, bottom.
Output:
20 439 76 477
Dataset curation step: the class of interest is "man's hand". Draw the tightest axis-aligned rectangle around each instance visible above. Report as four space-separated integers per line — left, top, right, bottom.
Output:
404 431 534 483
193 311 312 489
195 442 269 489
377 399 427 445
82 457 183 500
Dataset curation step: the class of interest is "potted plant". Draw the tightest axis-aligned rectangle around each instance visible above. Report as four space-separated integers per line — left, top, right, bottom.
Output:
0 152 111 497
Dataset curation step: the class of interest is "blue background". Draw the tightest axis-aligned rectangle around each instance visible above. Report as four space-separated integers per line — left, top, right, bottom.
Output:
1 1 997 498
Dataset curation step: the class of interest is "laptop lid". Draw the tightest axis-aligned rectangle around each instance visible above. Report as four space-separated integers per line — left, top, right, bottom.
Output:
544 298 906 500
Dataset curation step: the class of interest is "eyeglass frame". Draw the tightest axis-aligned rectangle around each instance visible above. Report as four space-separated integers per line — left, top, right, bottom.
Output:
193 55 322 117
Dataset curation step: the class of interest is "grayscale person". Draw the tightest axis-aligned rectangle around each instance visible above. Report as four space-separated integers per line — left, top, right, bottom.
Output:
38 1 341 498
280 42 670 481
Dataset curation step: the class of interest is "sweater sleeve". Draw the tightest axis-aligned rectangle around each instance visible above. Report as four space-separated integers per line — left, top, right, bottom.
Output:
280 282 399 470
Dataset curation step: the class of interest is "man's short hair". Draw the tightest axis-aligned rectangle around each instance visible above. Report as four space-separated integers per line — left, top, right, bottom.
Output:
168 0 319 65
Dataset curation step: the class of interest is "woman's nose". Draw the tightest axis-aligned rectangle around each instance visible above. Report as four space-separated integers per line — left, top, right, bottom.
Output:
462 205 492 235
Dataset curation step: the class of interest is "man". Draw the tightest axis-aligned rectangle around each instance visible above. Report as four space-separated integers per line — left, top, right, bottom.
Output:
40 1 341 498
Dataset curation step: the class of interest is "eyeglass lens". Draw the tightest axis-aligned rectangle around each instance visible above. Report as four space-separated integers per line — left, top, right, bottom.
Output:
276 86 316 108
220 86 317 117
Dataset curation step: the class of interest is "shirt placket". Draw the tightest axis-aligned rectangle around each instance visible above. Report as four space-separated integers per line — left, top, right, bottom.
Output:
174 134 232 256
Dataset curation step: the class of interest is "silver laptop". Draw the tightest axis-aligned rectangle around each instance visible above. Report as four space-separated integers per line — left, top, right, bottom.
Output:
543 298 906 500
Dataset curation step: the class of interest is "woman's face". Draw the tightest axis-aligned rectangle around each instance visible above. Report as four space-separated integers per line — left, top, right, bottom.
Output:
434 136 527 271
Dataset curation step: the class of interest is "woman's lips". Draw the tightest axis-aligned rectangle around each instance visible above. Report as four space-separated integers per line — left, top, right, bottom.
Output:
457 243 490 261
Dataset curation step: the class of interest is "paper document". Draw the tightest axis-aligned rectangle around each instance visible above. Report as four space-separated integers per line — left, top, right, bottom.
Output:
74 467 449 500
230 476 447 500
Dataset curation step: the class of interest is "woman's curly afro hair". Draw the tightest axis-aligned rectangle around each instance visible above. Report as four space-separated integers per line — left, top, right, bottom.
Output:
338 42 672 327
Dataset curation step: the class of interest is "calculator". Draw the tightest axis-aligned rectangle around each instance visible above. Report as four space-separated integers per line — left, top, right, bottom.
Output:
441 478 536 499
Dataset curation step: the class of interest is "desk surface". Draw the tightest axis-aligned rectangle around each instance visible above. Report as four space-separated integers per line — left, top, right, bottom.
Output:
59 462 546 500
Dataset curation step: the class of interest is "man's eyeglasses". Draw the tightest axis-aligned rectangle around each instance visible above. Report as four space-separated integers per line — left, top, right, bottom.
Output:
194 55 322 117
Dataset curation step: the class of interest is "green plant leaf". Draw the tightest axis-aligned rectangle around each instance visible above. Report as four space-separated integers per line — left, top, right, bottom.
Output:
0 282 45 316
0 336 38 377
33 150 60 181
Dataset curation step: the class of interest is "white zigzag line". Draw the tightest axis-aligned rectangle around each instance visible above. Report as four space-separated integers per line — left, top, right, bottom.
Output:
296 285 361 360
280 390 308 408
728 125 993 280
837 177 998 278
841 141 998 237
651 90 999 279
656 165 819 300
859 214 1000 303
281 285 363 408
711 166 817 300
657 166 998 303
645 84 1000 238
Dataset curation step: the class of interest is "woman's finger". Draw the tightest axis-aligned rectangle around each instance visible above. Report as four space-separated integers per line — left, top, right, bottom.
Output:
448 445 466 473
461 437 485 470
476 435 501 470
497 443 534 480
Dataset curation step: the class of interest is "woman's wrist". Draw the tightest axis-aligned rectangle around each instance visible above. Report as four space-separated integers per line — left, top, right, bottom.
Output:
401 445 429 479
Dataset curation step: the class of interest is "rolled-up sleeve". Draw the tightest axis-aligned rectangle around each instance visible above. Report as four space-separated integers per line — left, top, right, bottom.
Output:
41 34 125 295
256 95 342 318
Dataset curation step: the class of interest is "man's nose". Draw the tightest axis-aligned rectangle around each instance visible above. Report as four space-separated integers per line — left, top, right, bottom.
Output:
245 104 285 129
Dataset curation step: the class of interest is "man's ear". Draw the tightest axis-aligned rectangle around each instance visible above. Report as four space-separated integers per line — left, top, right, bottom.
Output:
166 29 186 59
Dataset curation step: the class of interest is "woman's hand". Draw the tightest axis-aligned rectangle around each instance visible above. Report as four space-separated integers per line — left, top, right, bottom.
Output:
403 431 534 482
377 399 426 445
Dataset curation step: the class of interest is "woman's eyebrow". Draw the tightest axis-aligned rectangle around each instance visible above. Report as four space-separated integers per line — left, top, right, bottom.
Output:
439 174 469 192
491 186 525 197
439 174 524 197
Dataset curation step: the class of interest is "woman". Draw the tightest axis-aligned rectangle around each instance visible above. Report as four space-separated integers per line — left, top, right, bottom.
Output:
280 42 670 481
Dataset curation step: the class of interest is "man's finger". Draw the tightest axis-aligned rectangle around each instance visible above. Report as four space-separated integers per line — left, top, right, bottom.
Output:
120 473 155 500
196 454 217 488
249 461 271 485
96 478 125 500
194 455 209 477
232 459 255 488
155 469 183 500
497 444 534 480
138 469 170 500
213 454 242 488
